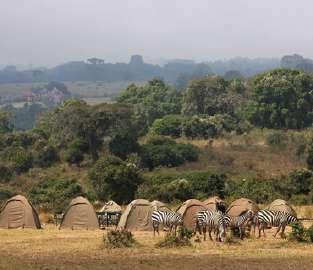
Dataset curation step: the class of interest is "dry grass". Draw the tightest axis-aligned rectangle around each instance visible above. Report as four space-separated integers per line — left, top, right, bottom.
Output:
1 223 313 270
176 129 308 178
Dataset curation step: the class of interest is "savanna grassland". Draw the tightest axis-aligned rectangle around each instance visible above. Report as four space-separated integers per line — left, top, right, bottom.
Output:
1 220 313 270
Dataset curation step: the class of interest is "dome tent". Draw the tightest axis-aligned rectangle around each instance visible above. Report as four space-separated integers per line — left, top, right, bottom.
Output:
0 195 41 229
100 200 122 213
176 199 208 230
203 196 227 213
60 196 99 230
226 198 259 217
268 199 297 216
118 199 168 231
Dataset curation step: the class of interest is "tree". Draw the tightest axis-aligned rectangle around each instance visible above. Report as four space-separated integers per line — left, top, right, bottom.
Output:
246 69 313 129
117 79 182 132
181 76 242 117
88 155 142 204
109 134 140 160
36 100 132 161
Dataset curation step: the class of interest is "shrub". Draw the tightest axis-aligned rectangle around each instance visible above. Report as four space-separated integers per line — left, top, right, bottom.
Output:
150 115 184 137
288 222 307 242
0 164 13 182
182 115 217 139
306 225 313 242
33 145 58 168
266 131 288 147
0 187 16 205
109 134 140 160
29 178 83 212
103 230 136 248
9 148 33 174
137 170 226 203
225 178 280 204
156 227 192 248
141 137 198 169
64 148 84 166
88 155 142 204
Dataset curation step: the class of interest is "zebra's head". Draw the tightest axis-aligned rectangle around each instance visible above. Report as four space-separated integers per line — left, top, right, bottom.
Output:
246 210 255 220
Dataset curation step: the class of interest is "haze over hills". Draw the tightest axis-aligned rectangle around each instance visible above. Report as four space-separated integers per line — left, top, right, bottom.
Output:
1 54 307 85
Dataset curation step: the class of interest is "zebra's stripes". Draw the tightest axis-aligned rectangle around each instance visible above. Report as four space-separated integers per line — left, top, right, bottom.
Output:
195 210 226 242
257 210 298 238
224 210 254 239
151 210 182 236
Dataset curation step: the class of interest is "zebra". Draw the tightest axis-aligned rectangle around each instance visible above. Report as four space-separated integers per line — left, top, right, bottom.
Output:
224 210 255 239
151 210 183 236
195 210 226 242
256 210 298 238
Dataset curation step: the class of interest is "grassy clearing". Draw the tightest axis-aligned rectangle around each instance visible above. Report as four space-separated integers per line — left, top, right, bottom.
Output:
1 223 313 270
176 129 310 178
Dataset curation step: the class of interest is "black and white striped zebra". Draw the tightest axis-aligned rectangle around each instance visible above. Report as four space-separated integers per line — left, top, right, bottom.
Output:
257 210 298 238
195 210 226 242
224 210 254 239
151 210 183 236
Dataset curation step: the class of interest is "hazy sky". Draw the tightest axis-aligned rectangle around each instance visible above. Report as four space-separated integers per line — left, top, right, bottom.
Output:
1 0 313 67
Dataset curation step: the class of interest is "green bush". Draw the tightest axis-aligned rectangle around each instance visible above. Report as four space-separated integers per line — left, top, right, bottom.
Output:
265 131 288 147
64 148 84 166
137 170 226 203
182 115 218 139
156 227 192 248
288 222 307 242
103 230 136 248
306 225 313 242
225 178 280 204
109 133 140 160
33 145 58 168
9 148 33 174
88 155 142 204
29 177 83 212
0 164 13 182
150 115 184 137
141 137 198 169
0 187 16 205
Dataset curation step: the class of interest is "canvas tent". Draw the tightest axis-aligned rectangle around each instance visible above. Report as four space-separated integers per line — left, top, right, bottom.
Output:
118 199 168 231
203 196 227 212
99 200 122 213
176 199 208 230
60 196 99 230
0 195 41 229
226 198 259 217
268 199 297 216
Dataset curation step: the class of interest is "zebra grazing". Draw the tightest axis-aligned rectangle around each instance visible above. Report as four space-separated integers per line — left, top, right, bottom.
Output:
195 210 226 242
224 210 255 239
257 210 298 238
151 210 183 236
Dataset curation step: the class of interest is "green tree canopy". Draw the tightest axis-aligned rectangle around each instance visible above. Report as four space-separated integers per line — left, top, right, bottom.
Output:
117 78 182 132
246 69 313 129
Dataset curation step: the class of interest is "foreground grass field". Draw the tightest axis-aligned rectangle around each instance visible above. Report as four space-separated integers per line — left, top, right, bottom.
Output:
1 224 313 270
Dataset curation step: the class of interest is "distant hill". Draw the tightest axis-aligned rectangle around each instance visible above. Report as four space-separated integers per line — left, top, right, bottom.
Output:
0 55 282 84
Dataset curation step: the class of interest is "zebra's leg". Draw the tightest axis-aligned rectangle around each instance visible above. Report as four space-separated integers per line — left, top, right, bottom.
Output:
274 226 281 238
203 226 207 241
239 227 243 239
280 224 286 239
208 228 213 241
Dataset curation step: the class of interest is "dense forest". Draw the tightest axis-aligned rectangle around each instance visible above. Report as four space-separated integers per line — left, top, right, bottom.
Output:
1 65 313 212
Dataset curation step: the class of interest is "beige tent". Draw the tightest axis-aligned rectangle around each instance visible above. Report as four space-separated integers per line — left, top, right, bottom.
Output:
203 196 227 212
0 195 41 229
268 199 297 216
176 199 208 230
60 196 99 230
226 198 259 217
118 199 168 231
100 200 122 213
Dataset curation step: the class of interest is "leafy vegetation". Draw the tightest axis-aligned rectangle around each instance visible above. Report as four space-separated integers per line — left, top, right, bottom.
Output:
103 230 136 248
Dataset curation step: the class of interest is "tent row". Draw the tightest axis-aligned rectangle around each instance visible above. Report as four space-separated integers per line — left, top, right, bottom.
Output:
0 195 297 230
